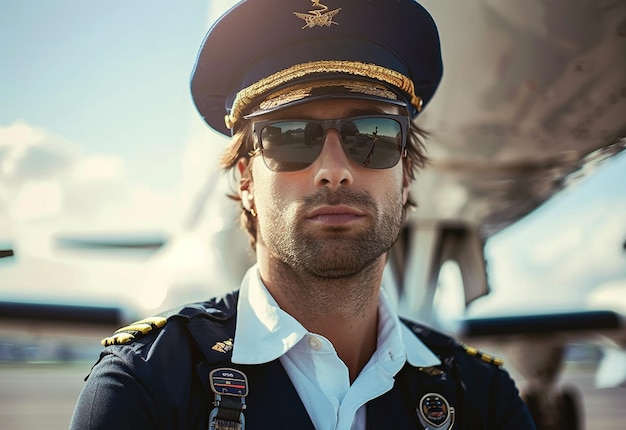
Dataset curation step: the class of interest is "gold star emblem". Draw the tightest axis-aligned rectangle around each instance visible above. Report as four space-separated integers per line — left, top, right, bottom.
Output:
294 1 341 29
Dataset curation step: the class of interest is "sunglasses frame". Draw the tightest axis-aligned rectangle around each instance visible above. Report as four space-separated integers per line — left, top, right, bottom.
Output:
251 114 410 172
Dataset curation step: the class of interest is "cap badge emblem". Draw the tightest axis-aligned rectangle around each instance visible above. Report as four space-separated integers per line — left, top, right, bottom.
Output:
417 393 456 430
294 1 341 29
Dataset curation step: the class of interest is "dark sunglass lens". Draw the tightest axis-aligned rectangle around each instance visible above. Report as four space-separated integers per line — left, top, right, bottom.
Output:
341 118 403 168
260 121 325 171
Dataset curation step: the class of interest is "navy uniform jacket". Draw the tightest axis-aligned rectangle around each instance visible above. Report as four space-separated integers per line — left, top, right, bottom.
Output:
70 292 536 429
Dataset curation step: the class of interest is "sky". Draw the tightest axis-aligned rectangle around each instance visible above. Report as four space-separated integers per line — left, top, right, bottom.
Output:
2 1 206 180
0 1 625 316
0 0 234 235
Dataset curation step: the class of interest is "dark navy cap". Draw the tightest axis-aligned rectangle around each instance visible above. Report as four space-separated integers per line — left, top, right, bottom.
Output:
191 0 443 136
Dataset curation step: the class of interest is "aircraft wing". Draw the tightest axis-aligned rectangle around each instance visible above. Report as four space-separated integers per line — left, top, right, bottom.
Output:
54 233 168 253
461 305 626 381
414 0 626 236
0 231 173 335
0 301 127 328
0 240 14 260
460 309 623 339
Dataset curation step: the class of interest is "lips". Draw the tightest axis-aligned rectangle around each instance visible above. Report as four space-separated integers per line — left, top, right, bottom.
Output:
306 205 366 224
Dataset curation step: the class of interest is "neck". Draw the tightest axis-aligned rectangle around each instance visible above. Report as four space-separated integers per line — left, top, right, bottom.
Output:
257 246 385 382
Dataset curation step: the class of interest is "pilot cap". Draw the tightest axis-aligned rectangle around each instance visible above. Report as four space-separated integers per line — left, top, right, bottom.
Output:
191 0 443 136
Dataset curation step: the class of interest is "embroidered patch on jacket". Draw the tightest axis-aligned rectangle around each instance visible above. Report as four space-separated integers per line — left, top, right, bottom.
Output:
418 366 444 376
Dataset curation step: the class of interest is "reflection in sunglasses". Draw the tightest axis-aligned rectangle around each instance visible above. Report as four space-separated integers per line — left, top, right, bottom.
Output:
253 114 409 172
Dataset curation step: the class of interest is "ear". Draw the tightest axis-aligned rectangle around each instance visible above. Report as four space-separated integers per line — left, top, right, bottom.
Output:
237 158 254 211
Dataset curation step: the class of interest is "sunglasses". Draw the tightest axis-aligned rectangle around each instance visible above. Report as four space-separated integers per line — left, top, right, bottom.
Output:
252 114 409 172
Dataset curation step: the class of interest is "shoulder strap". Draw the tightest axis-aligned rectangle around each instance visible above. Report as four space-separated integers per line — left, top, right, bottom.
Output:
401 317 504 367
100 291 240 348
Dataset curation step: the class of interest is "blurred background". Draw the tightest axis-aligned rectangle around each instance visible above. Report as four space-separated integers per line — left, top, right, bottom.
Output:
1 1 625 429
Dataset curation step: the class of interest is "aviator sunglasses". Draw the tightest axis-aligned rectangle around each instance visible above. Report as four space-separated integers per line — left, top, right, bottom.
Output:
251 114 409 172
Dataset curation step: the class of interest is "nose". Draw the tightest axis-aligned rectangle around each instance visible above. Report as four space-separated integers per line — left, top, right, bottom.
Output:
312 128 354 189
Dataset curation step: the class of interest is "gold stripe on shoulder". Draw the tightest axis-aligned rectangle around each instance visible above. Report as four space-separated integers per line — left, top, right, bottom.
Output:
101 316 168 346
462 343 504 367
101 332 135 346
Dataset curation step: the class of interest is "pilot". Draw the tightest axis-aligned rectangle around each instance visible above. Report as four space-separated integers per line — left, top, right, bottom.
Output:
71 1 536 429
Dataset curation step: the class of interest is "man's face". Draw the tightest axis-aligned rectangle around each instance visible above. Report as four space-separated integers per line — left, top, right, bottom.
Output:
240 98 411 278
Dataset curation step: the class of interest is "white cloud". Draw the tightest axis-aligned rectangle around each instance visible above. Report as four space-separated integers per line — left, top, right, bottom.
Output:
0 121 80 183
0 120 182 242
72 154 126 183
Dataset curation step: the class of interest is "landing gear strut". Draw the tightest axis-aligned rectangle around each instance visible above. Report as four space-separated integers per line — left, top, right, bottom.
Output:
523 386 581 430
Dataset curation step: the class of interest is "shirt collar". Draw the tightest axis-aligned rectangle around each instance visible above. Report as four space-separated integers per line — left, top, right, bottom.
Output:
232 266 307 364
231 264 441 368
378 290 441 368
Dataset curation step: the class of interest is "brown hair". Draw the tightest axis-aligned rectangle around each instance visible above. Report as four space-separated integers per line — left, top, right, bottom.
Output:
218 117 430 250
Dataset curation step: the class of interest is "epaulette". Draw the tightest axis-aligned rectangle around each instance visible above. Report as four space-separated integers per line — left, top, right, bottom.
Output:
100 292 240 347
402 318 504 367
101 316 168 346
461 343 504 367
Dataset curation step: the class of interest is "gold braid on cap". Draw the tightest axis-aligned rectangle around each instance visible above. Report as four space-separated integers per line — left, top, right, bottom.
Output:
225 60 422 129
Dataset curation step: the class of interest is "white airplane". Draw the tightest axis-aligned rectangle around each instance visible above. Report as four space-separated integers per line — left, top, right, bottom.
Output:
1 1 625 429
384 1 626 428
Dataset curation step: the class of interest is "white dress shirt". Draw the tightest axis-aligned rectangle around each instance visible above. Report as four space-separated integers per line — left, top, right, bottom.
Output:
231 265 441 430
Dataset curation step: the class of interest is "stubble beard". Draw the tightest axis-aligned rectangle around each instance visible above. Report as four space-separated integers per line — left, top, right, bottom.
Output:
262 187 404 280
